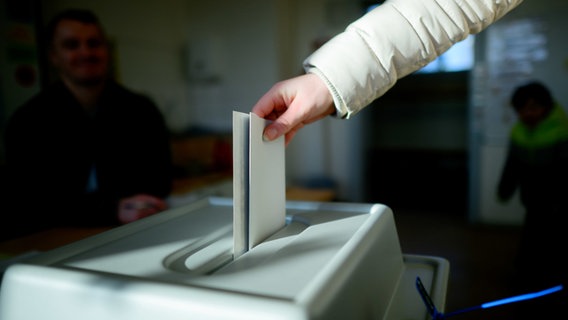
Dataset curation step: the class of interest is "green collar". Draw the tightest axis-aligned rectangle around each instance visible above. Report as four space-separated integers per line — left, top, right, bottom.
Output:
511 104 568 148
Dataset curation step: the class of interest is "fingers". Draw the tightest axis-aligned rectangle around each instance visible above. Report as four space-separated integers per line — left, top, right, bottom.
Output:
252 73 335 144
252 80 299 142
140 194 167 211
118 194 167 224
263 114 297 141
251 82 288 119
262 97 307 142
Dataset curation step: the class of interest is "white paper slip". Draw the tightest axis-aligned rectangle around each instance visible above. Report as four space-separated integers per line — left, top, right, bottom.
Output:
232 111 249 258
249 112 286 249
232 111 286 258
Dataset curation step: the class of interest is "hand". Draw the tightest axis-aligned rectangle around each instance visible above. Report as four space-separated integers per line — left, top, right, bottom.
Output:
118 194 168 224
252 73 335 146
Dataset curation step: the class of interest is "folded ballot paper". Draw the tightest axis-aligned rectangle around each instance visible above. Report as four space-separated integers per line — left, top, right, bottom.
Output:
232 111 286 258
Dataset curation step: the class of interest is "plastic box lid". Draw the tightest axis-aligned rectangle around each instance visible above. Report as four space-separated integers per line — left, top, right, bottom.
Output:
0 197 449 320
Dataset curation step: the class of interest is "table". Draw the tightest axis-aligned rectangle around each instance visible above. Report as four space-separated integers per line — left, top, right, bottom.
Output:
0 187 335 260
0 227 109 260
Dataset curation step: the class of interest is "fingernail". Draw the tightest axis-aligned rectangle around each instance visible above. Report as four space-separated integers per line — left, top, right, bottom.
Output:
263 127 277 141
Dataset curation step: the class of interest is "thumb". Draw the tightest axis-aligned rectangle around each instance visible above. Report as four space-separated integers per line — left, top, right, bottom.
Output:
263 122 287 141
262 102 304 142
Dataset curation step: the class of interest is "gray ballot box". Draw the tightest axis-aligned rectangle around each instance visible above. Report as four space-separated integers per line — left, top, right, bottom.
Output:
0 197 448 320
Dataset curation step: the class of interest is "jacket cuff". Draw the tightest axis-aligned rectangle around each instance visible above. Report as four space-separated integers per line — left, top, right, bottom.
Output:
304 67 348 119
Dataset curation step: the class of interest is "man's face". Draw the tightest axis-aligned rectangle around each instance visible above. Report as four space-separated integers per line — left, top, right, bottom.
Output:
517 98 548 129
49 19 110 86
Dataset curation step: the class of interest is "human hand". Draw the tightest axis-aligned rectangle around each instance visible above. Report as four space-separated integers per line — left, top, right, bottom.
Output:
252 73 335 146
118 194 168 224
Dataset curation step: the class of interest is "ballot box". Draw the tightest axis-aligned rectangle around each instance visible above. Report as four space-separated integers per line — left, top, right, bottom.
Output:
0 197 448 320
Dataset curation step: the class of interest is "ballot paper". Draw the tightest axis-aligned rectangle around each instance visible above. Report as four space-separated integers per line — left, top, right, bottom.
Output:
232 111 286 258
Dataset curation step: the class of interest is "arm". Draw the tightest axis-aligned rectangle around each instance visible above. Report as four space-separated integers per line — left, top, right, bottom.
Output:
253 0 524 143
306 0 523 119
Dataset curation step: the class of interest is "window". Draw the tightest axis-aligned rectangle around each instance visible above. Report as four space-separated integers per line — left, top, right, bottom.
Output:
417 36 475 73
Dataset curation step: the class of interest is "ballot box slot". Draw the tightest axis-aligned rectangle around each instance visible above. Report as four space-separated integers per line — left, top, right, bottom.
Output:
164 215 311 276
164 225 233 275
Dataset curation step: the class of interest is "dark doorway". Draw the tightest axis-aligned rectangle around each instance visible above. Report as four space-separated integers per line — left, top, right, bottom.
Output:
362 71 469 215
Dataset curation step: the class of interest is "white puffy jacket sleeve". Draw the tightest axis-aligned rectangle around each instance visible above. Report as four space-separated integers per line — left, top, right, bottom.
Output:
303 0 524 119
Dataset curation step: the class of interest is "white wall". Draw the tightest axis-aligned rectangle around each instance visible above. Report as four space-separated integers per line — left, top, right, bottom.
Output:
183 1 282 131
281 0 366 201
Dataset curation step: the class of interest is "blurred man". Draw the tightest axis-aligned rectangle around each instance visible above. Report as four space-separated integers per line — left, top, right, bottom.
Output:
3 9 173 239
497 81 568 316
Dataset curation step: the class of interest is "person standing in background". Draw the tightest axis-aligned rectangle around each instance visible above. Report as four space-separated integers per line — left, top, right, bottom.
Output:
2 9 173 240
497 81 568 298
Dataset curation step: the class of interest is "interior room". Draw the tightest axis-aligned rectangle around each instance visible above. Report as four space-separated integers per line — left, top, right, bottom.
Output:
1 0 567 318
